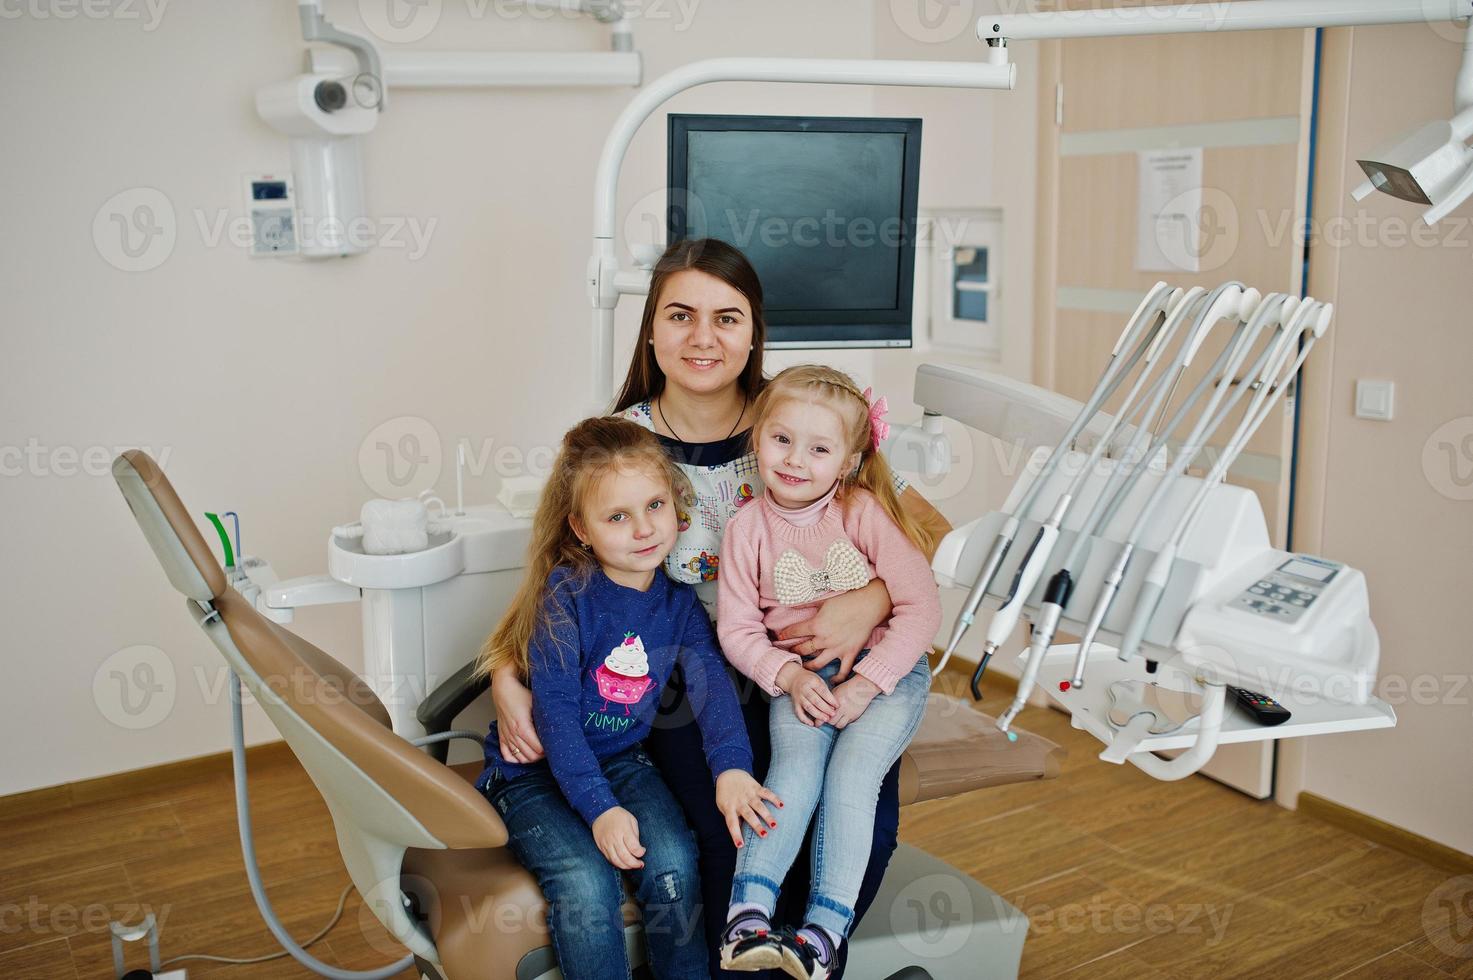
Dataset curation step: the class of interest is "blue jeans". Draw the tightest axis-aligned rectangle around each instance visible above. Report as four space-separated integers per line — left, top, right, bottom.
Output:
732 654 931 939
482 745 708 980
645 660 901 980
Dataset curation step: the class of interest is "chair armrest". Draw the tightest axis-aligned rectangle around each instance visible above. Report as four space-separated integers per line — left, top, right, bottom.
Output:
417 660 491 763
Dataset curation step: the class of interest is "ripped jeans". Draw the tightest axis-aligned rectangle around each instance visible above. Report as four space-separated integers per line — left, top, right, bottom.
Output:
483 745 708 980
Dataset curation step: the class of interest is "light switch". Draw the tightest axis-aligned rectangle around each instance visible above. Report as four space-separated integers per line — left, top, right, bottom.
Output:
1354 379 1395 421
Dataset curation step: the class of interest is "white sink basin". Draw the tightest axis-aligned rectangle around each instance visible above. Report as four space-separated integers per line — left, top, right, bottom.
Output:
326 505 532 591
329 529 463 589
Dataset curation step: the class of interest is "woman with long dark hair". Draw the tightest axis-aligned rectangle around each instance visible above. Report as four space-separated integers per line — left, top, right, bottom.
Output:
489 239 951 979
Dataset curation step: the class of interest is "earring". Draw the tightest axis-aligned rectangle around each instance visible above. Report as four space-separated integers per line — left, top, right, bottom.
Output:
648 339 654 346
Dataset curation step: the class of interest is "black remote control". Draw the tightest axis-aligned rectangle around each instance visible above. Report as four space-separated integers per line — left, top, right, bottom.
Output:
1229 686 1292 726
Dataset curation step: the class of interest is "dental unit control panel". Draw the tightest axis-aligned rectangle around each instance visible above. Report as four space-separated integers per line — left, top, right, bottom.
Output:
1226 555 1340 624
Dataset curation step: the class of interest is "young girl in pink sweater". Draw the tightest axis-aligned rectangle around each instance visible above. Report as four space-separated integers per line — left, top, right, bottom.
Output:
715 366 941 980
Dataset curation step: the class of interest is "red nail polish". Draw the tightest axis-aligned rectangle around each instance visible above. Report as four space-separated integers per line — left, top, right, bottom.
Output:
759 830 767 837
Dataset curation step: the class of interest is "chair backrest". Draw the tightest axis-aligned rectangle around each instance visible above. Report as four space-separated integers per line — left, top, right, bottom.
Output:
112 450 508 962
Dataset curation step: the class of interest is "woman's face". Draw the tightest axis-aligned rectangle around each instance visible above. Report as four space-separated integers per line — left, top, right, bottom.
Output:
649 269 754 399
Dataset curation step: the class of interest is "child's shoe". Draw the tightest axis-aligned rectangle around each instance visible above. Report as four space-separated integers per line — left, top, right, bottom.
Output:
776 924 838 980
718 908 784 972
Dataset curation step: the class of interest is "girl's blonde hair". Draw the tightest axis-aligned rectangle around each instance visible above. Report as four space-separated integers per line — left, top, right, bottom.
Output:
750 365 934 557
475 416 691 681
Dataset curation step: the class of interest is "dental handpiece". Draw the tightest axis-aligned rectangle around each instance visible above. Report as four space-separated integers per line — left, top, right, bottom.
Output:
1114 301 1328 663
1101 297 1301 665
940 284 1177 694
990 302 1203 733
996 308 1251 730
1066 286 1278 688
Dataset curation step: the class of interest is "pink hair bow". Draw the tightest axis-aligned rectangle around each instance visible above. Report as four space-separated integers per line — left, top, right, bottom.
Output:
862 387 890 450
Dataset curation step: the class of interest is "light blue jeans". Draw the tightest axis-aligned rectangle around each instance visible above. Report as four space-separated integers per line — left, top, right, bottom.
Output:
730 653 931 938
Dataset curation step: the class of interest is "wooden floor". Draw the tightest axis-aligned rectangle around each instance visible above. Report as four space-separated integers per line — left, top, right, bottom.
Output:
2 674 1466 980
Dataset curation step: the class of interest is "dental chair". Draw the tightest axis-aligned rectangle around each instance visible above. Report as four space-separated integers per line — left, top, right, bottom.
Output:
113 449 1063 980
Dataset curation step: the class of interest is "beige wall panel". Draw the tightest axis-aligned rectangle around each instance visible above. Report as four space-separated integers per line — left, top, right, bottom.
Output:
1057 145 1306 294
1062 29 1308 131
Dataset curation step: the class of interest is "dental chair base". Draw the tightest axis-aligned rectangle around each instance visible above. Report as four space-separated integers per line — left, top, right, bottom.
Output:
849 843 1028 980
400 845 1027 980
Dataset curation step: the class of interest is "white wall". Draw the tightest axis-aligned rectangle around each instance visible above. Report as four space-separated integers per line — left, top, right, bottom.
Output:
0 1 1035 795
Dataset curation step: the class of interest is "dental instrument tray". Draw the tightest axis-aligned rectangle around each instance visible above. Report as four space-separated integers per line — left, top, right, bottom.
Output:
933 446 1384 707
1031 644 1393 756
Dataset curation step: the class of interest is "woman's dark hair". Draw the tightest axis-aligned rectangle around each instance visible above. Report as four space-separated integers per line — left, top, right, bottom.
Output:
611 238 767 413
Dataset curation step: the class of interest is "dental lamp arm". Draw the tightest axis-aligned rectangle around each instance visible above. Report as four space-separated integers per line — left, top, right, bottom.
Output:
978 0 1473 42
298 0 384 110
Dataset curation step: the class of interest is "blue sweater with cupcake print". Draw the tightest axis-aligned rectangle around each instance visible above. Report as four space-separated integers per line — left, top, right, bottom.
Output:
478 565 753 825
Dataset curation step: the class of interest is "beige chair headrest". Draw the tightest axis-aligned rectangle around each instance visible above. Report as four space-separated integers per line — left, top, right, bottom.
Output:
112 450 227 603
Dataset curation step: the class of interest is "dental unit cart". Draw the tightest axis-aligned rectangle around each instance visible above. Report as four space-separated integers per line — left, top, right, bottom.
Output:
922 334 1397 783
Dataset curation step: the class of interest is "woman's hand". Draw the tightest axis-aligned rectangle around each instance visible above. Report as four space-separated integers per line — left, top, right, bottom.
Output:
592 806 646 870
777 580 893 680
715 769 784 848
491 665 545 764
777 661 838 727
828 675 881 730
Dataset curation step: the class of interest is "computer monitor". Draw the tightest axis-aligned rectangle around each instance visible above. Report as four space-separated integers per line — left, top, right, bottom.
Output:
667 114 923 349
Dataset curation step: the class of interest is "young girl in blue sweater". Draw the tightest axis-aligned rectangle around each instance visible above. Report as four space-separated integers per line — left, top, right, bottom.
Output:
475 417 783 980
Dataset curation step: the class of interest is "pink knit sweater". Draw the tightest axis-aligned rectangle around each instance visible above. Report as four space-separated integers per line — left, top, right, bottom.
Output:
716 488 941 697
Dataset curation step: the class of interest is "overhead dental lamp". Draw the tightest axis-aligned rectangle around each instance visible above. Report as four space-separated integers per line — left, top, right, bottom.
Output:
1353 108 1473 224
978 0 1473 225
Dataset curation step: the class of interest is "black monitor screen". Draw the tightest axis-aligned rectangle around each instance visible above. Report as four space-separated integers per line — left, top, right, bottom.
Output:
669 115 922 348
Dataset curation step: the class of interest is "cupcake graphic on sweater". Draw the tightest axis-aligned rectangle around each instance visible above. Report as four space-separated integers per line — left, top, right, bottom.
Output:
593 631 654 714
